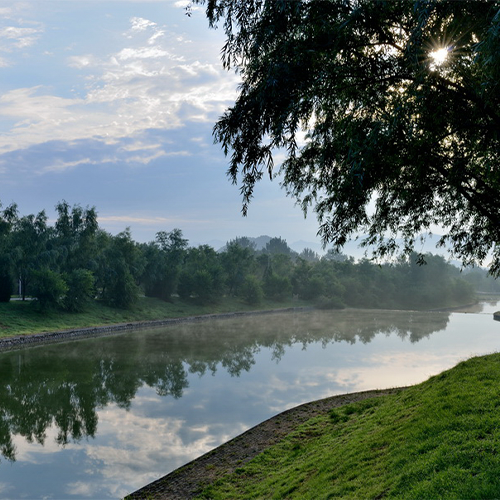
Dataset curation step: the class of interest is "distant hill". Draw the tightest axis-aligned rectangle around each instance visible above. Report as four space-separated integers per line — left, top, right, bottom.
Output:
196 232 457 264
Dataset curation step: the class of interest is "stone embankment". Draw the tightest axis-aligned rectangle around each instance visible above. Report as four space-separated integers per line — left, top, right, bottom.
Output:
0 307 310 352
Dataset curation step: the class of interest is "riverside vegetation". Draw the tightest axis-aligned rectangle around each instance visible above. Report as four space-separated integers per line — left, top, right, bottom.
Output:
0 200 497 339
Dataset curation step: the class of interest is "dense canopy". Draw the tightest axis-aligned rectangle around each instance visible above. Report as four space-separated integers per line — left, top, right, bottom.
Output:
190 0 500 273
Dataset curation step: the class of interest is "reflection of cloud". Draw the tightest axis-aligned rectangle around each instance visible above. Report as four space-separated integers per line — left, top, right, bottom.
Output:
325 351 464 393
82 398 236 498
12 425 67 462
0 482 13 496
65 481 98 498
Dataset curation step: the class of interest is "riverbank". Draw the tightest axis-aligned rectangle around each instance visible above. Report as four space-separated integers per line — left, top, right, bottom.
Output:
126 388 406 499
127 353 500 499
0 293 485 350
0 295 313 347
0 306 311 352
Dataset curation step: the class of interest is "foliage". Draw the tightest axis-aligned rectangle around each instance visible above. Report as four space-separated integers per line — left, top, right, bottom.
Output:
11 211 49 300
0 197 480 314
221 239 256 295
103 262 140 310
264 272 292 302
63 269 95 312
0 274 12 303
240 275 263 305
178 245 224 304
190 0 500 274
96 229 143 309
0 203 17 302
30 268 68 312
141 229 188 301
54 200 98 272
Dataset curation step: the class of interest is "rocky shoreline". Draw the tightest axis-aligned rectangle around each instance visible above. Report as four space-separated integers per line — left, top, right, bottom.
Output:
0 307 311 352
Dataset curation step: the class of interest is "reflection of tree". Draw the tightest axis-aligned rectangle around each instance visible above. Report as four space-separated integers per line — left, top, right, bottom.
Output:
0 308 450 461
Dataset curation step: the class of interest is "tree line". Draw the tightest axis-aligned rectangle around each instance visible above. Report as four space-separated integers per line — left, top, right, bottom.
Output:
0 200 484 312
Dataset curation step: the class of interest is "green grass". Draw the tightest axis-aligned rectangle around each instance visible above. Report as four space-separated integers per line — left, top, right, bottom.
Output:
0 296 311 338
197 353 500 499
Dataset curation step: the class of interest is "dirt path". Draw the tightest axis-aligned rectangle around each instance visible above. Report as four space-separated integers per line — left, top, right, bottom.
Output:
125 387 406 499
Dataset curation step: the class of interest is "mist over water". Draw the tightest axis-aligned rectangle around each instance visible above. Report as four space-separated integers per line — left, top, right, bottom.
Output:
0 304 499 498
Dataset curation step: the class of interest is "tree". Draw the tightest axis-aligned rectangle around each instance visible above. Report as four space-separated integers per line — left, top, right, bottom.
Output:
240 275 263 305
54 200 98 273
222 239 256 295
0 203 18 302
63 269 95 312
141 229 188 301
191 1 500 273
178 245 224 303
96 229 143 309
264 237 293 256
31 268 68 311
11 211 49 300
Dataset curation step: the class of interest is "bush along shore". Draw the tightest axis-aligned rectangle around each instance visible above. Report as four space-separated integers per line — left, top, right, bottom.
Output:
139 353 500 500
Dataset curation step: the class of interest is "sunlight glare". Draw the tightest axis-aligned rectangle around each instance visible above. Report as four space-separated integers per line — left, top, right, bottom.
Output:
430 47 449 68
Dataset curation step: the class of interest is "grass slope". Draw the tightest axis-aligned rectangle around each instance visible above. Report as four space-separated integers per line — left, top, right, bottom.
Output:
0 296 311 338
198 353 500 499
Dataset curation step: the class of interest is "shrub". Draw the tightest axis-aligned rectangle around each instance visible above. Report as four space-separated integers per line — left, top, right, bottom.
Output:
241 275 264 305
31 269 68 311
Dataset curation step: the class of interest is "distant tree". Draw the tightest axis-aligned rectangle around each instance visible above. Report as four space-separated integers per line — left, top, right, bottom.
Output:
96 229 143 309
265 237 293 256
63 269 95 312
0 202 18 302
240 275 263 305
323 249 351 263
299 247 319 262
221 239 256 295
142 229 188 301
11 211 49 300
292 258 325 300
191 0 500 274
30 268 68 312
178 245 224 304
231 236 257 252
263 272 292 302
54 200 99 272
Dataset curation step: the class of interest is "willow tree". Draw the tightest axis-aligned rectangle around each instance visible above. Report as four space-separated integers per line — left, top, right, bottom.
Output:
189 1 500 272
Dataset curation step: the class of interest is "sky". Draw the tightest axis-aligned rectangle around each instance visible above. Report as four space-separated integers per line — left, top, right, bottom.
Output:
0 0 326 251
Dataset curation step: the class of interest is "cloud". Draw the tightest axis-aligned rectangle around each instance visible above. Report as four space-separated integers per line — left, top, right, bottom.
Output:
98 215 200 226
130 17 157 33
67 54 98 69
0 13 238 162
0 26 40 48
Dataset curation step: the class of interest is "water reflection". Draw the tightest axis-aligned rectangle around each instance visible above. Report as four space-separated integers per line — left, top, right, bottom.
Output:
0 309 450 464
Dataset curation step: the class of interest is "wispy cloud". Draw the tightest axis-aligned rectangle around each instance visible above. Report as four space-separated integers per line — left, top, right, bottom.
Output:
0 26 41 48
0 13 238 168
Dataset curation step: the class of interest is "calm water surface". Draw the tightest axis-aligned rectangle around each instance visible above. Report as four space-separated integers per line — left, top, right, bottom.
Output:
0 303 499 499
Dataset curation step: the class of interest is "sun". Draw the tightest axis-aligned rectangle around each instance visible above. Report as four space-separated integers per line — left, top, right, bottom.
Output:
429 47 449 69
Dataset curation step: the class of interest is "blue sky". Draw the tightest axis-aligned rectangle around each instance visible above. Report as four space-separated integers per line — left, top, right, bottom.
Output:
0 0 325 250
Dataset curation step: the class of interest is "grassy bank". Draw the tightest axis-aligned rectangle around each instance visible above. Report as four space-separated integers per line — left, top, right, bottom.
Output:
0 296 311 338
198 353 500 499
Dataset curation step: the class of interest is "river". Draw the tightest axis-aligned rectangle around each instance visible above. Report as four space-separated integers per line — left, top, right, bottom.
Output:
0 302 499 498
